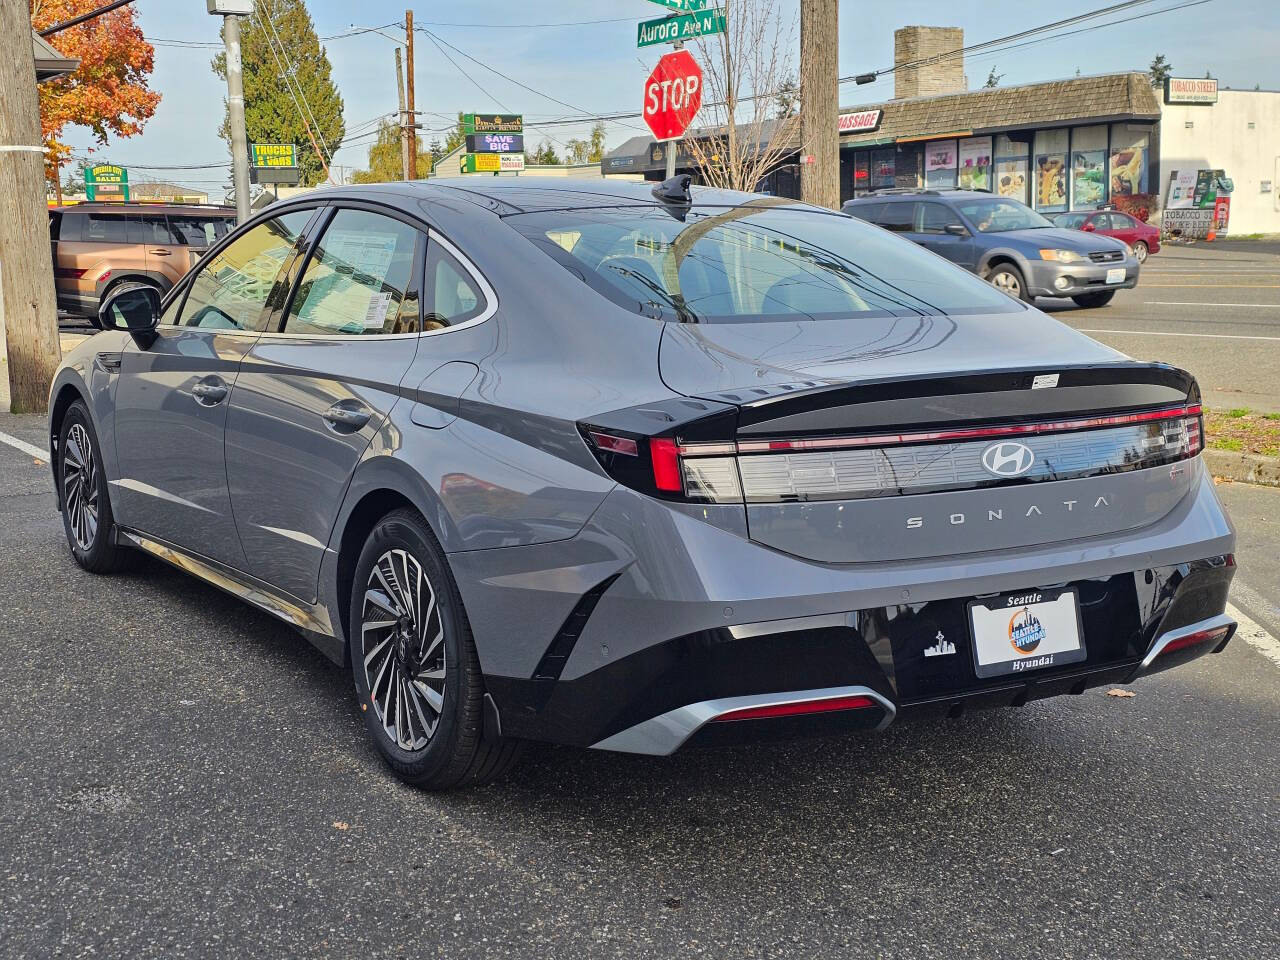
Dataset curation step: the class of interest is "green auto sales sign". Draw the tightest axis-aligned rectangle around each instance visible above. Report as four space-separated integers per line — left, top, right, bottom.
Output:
83 164 129 202
637 7 725 47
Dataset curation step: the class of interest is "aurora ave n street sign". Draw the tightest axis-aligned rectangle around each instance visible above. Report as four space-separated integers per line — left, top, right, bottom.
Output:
637 8 726 48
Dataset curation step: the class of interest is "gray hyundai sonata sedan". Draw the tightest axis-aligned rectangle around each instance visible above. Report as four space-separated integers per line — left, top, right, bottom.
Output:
49 177 1237 789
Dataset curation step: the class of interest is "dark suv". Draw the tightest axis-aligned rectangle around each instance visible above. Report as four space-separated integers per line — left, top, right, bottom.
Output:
843 190 1139 308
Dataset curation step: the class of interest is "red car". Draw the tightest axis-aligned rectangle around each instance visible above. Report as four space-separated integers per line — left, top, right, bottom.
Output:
1053 210 1160 263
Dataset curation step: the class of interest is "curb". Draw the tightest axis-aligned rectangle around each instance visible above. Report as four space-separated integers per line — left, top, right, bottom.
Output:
1204 448 1280 488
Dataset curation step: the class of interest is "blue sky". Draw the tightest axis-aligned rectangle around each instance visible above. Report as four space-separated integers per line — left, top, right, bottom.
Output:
61 0 1280 198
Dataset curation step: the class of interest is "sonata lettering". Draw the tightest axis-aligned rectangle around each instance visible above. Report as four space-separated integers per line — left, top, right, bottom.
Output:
906 496 1113 529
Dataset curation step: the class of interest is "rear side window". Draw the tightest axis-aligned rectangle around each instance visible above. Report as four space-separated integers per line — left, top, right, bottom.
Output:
86 213 127 243
127 215 172 245
59 212 86 242
845 201 883 224
876 202 915 232
176 210 312 331
282 209 421 336
1055 213 1088 229
423 242 485 330
510 204 1021 322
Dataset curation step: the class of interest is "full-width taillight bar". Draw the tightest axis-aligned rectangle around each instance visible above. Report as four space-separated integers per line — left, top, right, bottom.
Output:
733 404 1203 454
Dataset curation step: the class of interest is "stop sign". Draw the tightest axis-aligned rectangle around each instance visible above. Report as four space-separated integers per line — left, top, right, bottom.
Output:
643 49 703 142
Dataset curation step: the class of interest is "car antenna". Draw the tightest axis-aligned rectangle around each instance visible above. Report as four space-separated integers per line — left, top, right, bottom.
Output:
652 174 693 219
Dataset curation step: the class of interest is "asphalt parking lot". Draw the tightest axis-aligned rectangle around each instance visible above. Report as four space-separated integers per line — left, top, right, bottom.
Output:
6 244 1279 960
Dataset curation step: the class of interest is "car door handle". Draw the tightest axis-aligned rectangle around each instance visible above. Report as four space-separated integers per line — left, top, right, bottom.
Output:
322 404 371 431
191 381 229 405
147 248 172 256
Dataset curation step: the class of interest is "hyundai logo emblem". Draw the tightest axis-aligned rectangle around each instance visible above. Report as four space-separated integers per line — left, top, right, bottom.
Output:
981 441 1035 477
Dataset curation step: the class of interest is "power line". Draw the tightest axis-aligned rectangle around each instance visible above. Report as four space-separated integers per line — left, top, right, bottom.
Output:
259 11 334 166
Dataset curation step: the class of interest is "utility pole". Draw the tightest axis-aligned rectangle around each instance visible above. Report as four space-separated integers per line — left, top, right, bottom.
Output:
0 0 61 412
405 10 417 180
665 40 683 180
800 0 839 209
395 48 410 180
223 15 252 222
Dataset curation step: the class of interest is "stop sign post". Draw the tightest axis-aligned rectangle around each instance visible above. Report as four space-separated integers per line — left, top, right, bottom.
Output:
643 48 703 144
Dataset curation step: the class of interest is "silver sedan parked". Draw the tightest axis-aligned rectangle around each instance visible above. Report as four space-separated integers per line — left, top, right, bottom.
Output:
49 178 1236 789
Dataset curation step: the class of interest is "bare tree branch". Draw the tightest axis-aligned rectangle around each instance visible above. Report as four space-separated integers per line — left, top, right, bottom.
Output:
682 0 801 193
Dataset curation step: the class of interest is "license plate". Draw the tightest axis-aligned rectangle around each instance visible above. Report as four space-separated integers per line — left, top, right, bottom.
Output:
1106 268 1126 284
968 587 1086 678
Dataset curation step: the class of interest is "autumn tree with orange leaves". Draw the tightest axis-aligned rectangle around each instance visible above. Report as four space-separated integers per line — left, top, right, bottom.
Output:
29 0 160 187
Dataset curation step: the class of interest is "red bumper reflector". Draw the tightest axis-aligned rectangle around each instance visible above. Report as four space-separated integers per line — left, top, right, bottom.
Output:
713 694 877 723
588 431 639 457
649 437 683 492
1159 626 1231 658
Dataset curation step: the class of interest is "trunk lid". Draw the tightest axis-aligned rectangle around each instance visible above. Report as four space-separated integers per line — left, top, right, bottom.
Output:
659 316 1202 564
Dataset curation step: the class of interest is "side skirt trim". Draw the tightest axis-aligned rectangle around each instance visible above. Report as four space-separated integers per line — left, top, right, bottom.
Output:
590 685 896 756
117 528 335 637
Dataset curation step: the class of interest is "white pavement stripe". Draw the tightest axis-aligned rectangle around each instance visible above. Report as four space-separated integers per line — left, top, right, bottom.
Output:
1143 301 1280 309
1227 600 1280 670
0 429 50 462
1078 328 1280 342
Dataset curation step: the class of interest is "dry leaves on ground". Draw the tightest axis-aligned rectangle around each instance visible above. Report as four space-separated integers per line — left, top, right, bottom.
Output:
1106 688 1137 698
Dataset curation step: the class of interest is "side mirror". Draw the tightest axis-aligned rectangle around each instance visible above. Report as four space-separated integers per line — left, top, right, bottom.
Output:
1081 222 1097 232
944 223 969 237
99 284 161 347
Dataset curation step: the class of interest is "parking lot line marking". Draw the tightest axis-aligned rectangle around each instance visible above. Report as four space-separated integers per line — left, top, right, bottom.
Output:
0 429 50 462
1077 328 1280 341
1138 283 1280 288
1143 301 1280 308
1227 600 1280 670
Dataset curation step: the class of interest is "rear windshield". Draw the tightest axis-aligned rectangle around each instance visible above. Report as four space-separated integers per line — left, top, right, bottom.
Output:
509 202 1021 322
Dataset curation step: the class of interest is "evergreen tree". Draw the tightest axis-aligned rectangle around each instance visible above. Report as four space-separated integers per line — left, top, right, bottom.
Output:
588 122 607 163
212 0 345 187
1148 54 1172 89
530 141 560 165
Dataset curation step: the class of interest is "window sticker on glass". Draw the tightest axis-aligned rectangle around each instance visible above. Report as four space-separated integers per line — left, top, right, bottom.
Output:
363 291 394 330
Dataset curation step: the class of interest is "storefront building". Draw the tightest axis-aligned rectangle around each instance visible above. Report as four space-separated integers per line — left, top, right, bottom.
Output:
837 72 1162 220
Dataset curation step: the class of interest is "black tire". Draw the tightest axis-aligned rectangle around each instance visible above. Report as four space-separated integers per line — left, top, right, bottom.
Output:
1071 291 1116 309
986 263 1031 302
1133 240 1148 264
57 401 133 573
349 508 520 790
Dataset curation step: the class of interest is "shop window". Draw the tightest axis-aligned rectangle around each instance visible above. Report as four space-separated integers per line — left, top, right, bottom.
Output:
924 140 957 189
870 149 895 190
994 136 1030 204
1070 125 1108 209
1033 129 1069 212
853 153 870 196
895 143 924 190
958 137 992 192
1110 125 1151 198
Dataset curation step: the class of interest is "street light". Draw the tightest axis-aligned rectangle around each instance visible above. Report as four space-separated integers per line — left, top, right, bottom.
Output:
208 0 255 222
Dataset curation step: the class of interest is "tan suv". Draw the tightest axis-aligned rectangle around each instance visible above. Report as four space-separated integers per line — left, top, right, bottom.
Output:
49 203 236 324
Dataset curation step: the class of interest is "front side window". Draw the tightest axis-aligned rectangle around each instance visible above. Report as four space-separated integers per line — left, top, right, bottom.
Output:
955 198 1055 234
511 202 1021 322
283 209 421 336
919 202 963 234
175 209 313 330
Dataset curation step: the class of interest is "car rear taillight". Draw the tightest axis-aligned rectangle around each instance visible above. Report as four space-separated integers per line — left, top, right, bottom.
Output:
1157 624 1233 658
581 402 1204 505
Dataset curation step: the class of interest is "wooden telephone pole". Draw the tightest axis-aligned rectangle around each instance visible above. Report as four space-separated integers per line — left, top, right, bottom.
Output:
800 0 839 209
0 2 61 413
405 9 417 180
395 48 410 181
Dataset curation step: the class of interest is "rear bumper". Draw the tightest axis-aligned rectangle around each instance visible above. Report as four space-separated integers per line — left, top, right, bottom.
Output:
1025 258 1139 297
458 465 1237 753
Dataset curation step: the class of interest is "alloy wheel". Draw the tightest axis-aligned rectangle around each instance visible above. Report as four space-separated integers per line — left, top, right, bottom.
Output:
1134 242 1148 264
360 549 446 752
62 423 99 551
992 272 1021 297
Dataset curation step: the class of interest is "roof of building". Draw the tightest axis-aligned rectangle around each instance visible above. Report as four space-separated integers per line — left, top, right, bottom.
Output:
32 31 79 82
604 72 1162 172
130 181 209 199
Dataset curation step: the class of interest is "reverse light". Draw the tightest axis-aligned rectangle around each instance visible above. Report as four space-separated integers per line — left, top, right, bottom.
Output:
1039 249 1084 263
